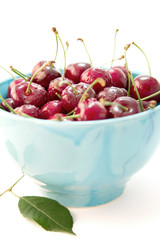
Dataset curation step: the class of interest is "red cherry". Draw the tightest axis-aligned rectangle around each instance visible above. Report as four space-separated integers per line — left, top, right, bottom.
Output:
48 77 74 100
7 78 25 98
10 82 48 107
41 100 64 119
108 67 128 88
75 98 108 121
80 67 112 93
14 104 42 118
112 65 128 78
65 62 91 83
61 82 96 112
130 75 160 102
97 86 127 102
31 60 61 89
109 96 141 118
0 98 17 111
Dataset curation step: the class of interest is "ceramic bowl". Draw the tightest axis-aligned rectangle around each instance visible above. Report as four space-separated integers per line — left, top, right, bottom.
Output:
0 73 160 207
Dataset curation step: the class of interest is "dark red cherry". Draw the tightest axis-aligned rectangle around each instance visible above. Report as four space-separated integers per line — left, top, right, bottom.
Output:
10 82 48 107
0 98 17 112
61 82 96 112
75 98 108 121
31 60 61 89
48 77 74 100
112 65 128 78
41 100 64 119
65 62 91 83
80 67 112 93
97 86 127 102
141 100 157 111
108 67 128 88
14 104 42 118
7 78 25 98
130 75 160 102
109 96 141 118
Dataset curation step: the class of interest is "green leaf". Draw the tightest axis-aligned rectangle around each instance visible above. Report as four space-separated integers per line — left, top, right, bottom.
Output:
18 196 75 235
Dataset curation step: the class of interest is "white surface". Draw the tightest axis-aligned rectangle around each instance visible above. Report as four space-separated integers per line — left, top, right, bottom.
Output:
0 0 160 239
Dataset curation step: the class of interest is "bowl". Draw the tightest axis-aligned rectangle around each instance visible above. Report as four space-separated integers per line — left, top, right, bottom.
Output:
0 73 160 207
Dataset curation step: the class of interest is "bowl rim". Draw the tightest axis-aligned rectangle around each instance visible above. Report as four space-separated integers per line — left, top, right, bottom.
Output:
0 75 160 127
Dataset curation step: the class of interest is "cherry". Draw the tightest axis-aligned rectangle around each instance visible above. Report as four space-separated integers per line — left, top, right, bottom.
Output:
80 67 112 93
10 81 48 107
7 78 25 98
14 104 42 118
97 86 127 102
75 98 108 121
48 77 74 100
65 62 91 83
109 96 141 118
31 60 61 89
0 98 17 112
61 82 96 112
141 100 157 111
112 65 128 79
108 67 128 88
130 75 160 102
41 100 64 119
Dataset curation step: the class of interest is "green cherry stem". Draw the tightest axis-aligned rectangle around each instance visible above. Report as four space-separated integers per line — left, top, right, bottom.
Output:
0 65 16 79
110 29 119 68
124 44 144 111
54 114 80 121
10 66 29 82
0 95 17 114
80 78 105 102
25 61 52 95
52 27 66 80
59 80 79 95
54 34 59 62
0 175 24 198
77 38 93 67
100 98 129 111
132 42 152 76
138 90 160 101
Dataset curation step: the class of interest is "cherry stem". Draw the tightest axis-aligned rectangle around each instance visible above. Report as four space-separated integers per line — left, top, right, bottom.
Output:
59 80 79 95
0 65 16 79
25 61 52 95
56 114 80 121
55 92 61 99
80 78 105 102
132 42 151 76
10 66 29 82
0 175 24 198
100 55 124 68
77 38 93 67
100 98 129 111
54 34 59 62
52 27 66 80
124 44 144 112
0 95 17 114
138 90 160 101
110 29 119 68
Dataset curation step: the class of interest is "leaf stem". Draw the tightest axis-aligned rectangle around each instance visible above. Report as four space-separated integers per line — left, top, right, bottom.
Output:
0 175 24 197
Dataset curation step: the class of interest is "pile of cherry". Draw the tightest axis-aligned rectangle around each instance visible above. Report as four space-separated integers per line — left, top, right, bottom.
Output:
1 60 160 121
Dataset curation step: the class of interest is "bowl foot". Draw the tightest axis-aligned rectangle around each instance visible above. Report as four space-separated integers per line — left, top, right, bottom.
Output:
39 185 125 207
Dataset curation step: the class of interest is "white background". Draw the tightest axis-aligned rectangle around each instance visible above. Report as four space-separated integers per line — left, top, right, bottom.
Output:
0 0 160 239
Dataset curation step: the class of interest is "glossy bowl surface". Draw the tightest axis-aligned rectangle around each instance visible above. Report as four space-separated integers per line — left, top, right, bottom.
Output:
0 73 160 207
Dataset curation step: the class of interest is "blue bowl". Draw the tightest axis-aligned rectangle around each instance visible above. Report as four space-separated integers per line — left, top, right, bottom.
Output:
0 73 160 207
